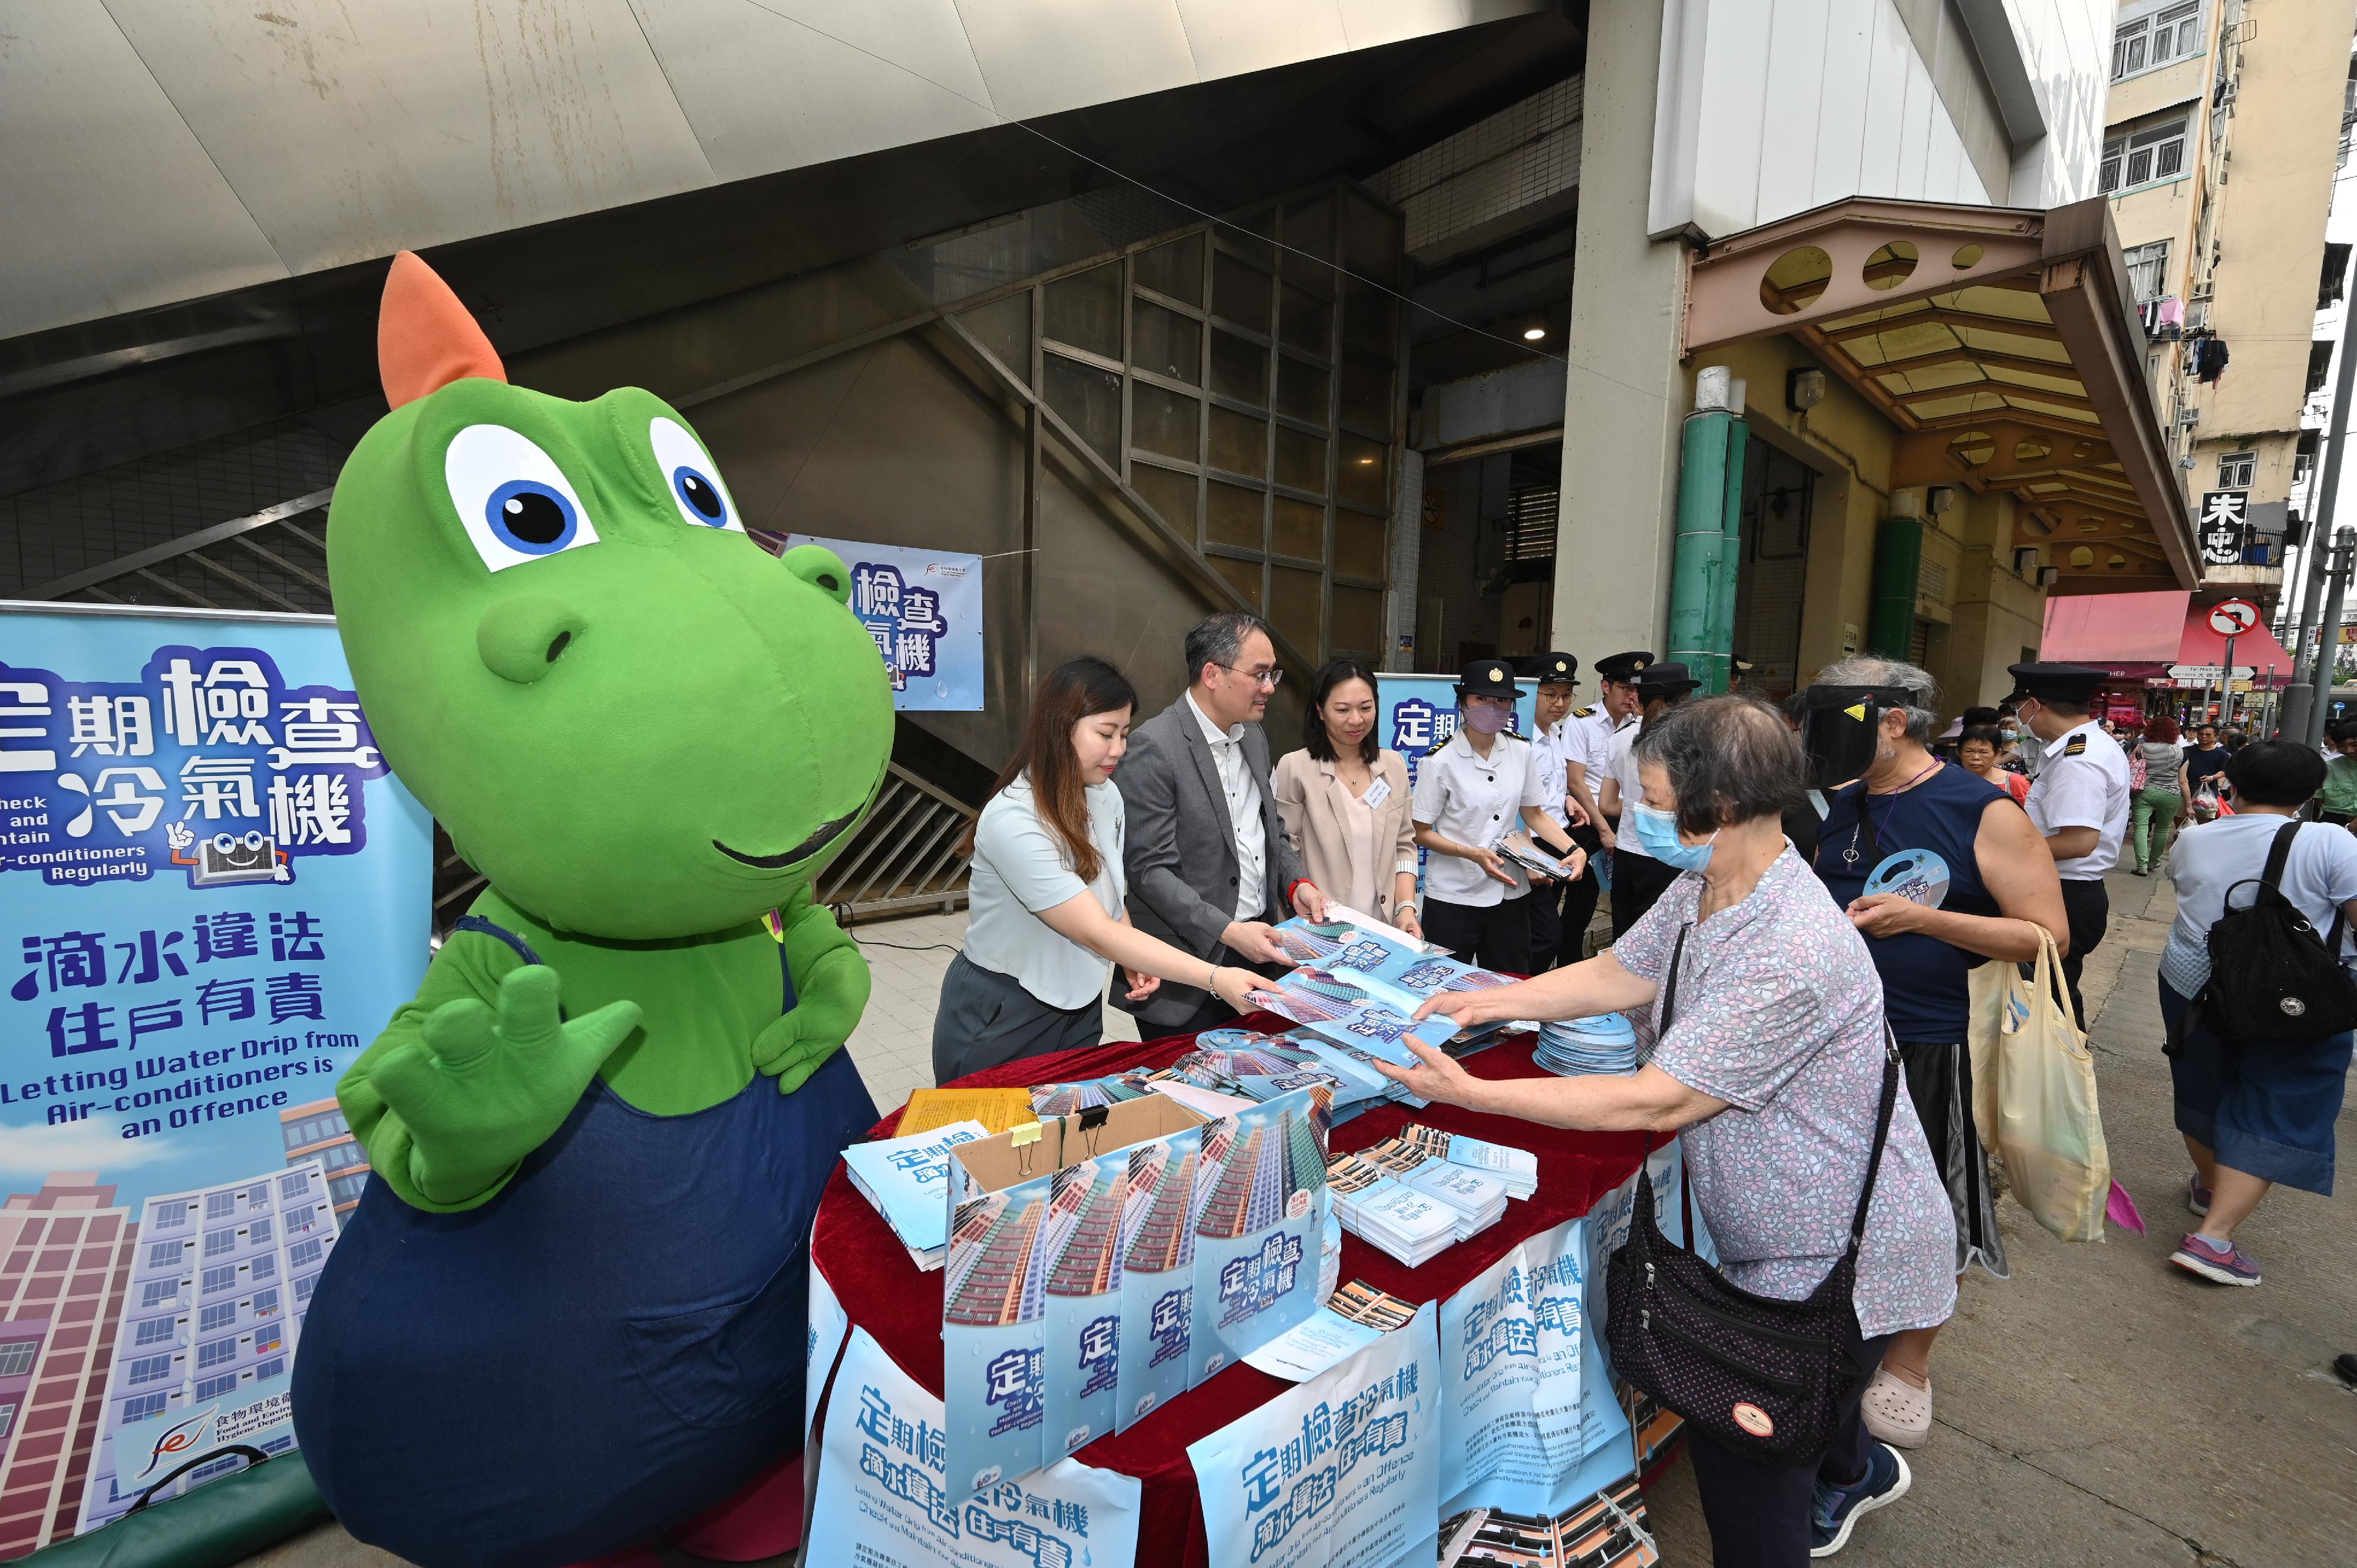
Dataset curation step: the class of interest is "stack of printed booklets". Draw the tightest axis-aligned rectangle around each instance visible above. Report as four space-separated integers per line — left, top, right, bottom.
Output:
1493 830 1577 882
1534 1011 1640 1077
1323 1123 1536 1265
1256 910 1518 1062
838 1119 991 1270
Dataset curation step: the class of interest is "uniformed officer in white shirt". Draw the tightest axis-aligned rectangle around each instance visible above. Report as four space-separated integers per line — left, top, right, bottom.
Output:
1521 651 1592 969
1411 660 1585 972
1597 660 1704 935
1564 650 1652 851
2011 662 2131 1024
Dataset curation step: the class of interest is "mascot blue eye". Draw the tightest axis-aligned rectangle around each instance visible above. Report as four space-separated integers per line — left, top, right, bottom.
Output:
671 466 728 525
485 480 580 554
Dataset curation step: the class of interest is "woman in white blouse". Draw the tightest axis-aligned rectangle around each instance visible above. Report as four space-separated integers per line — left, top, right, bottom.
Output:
1273 659 1423 939
933 656 1273 1082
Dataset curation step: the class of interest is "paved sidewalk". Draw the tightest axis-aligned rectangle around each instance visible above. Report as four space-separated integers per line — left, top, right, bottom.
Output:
1644 866 2357 1566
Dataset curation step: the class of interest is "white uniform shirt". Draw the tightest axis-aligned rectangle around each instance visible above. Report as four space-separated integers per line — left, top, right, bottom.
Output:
1531 718 1574 817
1187 692 1269 921
1605 724 1653 860
2024 719 2131 879
1562 705 1625 795
1411 729 1549 906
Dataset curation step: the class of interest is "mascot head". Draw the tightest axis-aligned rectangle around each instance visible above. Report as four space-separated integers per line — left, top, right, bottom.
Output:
328 253 893 939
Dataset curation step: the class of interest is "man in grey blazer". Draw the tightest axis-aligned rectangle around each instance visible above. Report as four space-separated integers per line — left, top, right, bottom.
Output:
1115 612 1328 1034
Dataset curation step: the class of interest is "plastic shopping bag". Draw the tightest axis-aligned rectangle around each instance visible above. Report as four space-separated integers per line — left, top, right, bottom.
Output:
1966 929 2111 1242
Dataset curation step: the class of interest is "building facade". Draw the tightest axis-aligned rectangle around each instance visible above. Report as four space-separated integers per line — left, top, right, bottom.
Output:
279 1098 370 1216
0 1175 137 1560
2098 0 2357 604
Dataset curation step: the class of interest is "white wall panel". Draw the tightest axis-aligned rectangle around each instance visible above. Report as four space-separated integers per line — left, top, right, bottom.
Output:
1894 35 1935 198
1856 0 1912 197
1927 112 1966 202
1812 0 1878 207
952 0 1198 121
1336 0 1538 51
1688 0 1773 235
1175 0 1352 81
1755 0 1831 225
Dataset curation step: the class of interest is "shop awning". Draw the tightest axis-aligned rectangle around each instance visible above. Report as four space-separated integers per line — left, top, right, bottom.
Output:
1683 197 2197 592
2039 590 2296 686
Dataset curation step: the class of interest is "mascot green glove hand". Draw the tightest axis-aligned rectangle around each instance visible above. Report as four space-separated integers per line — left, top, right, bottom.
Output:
752 894 871 1091
371 966 643 1206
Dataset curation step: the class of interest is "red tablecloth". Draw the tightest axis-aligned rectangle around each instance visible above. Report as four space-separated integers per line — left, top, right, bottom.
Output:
808 1018 1649 1568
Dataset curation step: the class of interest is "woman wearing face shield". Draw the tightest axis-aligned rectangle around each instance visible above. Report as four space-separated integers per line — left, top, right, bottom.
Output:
1798 658 2068 1452
1376 696 1956 1564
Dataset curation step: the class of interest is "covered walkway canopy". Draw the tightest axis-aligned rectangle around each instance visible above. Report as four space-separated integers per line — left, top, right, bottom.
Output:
1682 196 2198 593
2041 590 2296 688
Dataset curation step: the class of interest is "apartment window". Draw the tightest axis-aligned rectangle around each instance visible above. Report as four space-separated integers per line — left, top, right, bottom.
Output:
254 1356 287 1381
294 1273 318 1303
2113 2 2203 81
249 1252 275 1283
150 1204 185 1230
127 1354 173 1386
193 1374 240 1403
2100 115 2190 194
0 1341 37 1378
288 1238 322 1270
147 1240 181 1269
246 1184 269 1209
133 1317 176 1348
201 1265 236 1296
2124 241 2170 302
121 1392 169 1424
329 1173 369 1208
205 1192 237 1221
196 1336 237 1370
203 1228 237 1258
0 1403 15 1441
252 1288 279 1317
199 1302 237 1334
279 1172 308 1199
2219 451 2257 489
141 1280 178 1309
247 1216 272 1246
253 1329 283 1357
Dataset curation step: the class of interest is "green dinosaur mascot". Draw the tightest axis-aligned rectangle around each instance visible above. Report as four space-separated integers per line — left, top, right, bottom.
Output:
289 253 891 1568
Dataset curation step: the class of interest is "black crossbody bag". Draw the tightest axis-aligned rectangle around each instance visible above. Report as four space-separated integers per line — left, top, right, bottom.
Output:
1605 924 1899 1464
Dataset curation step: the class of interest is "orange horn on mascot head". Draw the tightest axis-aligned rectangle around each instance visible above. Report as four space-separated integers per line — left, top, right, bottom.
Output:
378 251 507 409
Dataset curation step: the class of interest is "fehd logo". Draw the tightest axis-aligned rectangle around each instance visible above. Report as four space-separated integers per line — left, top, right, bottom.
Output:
133 1405 220 1482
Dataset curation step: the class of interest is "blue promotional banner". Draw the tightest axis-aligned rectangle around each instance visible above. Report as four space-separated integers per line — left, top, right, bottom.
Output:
785 534 983 710
0 605 431 1550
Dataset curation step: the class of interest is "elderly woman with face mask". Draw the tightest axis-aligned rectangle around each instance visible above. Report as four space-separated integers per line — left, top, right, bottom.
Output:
1374 695 1955 1567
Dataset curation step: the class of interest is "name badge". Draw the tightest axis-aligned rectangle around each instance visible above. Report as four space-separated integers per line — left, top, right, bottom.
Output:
1359 777 1392 811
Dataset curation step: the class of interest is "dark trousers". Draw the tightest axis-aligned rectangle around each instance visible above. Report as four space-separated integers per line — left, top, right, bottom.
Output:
1610 852 1682 939
932 952 1101 1084
2058 878 2110 1028
1423 893 1533 974
1537 820 1605 968
1685 1326 1892 1568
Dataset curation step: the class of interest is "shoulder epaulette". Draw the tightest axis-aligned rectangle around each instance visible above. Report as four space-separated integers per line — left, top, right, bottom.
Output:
1572 705 1597 718
2064 735 2088 756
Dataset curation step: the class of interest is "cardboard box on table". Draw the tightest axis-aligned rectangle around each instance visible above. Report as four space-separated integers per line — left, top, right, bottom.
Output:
943 1087 1332 1503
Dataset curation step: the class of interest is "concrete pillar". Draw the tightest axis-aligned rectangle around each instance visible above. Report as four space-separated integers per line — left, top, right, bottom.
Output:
1387 448 1425 672
1550 0 1689 661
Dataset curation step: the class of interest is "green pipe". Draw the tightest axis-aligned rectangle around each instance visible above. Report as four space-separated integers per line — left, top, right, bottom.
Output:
1869 516 1924 658
1710 418 1749 692
1668 408 1731 680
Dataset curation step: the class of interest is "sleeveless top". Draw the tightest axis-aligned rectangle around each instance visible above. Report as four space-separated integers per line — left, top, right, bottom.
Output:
1813 761 2008 1042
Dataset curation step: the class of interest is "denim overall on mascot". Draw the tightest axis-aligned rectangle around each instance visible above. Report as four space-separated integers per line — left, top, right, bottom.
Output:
289 254 888 1568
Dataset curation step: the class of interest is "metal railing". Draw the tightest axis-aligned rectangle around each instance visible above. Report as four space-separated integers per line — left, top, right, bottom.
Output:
27 488 337 613
815 765 976 920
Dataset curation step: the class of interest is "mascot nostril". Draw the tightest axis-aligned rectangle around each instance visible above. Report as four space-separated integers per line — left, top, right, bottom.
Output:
298 251 893 1568
475 593 583 685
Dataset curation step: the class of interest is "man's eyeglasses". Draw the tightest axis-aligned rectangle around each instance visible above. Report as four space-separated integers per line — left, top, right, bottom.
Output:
1215 663 1283 689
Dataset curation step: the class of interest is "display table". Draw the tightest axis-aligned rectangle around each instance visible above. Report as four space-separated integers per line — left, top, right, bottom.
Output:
807 1015 1650 1568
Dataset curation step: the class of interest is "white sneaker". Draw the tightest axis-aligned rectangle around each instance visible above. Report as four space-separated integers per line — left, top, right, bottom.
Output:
1859 1366 1931 1448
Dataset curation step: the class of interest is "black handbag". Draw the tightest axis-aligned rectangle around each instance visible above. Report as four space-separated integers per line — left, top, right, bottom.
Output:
1604 925 1900 1465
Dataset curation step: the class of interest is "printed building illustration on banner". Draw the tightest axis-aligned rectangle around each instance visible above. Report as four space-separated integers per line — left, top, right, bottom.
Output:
76 1163 338 1531
1113 1131 1197 1433
942 1170 1054 1501
0 1175 138 1559
279 1100 369 1215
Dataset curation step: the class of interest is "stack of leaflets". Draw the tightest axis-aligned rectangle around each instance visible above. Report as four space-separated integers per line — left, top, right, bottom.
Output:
1256 914 1518 1064
1325 1151 1458 1266
1398 1123 1539 1200
1438 1476 1659 1568
1359 1133 1509 1240
1534 1011 1641 1077
1494 830 1577 882
1279 1030 1428 1111
1028 1071 1160 1116
839 1120 990 1270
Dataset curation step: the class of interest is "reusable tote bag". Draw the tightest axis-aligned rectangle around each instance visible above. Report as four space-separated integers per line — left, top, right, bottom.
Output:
1966 928 2111 1241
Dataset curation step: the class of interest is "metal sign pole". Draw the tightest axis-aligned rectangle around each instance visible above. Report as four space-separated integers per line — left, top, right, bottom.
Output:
2222 633 2237 726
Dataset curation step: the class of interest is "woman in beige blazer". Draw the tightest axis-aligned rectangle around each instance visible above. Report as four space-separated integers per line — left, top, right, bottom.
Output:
1273 659 1423 938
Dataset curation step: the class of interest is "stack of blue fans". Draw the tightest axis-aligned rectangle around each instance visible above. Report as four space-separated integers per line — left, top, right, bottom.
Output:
1533 1012 1640 1077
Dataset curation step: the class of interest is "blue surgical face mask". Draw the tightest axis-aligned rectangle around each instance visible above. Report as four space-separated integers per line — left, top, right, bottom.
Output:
1632 801 1717 872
